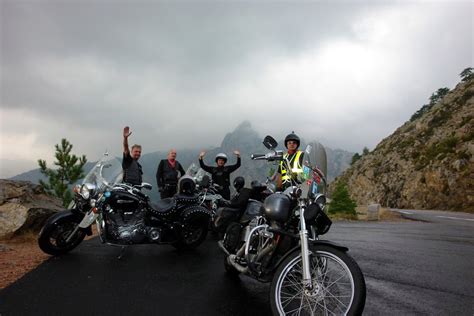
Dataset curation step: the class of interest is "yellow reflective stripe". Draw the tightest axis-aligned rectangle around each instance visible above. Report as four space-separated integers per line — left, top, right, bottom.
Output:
291 151 303 173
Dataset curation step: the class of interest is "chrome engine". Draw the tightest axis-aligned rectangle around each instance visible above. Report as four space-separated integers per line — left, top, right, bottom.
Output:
106 207 160 244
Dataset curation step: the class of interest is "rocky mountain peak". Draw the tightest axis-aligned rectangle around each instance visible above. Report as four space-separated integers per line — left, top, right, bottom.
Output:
220 121 262 152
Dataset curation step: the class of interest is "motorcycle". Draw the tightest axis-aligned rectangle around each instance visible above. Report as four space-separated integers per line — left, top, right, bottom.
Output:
219 136 366 315
38 153 211 256
187 163 224 230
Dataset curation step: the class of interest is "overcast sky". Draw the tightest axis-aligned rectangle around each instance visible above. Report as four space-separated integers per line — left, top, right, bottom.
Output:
0 0 472 178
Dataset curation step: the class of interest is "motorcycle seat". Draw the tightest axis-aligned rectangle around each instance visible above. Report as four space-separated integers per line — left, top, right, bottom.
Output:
174 194 199 204
149 198 176 214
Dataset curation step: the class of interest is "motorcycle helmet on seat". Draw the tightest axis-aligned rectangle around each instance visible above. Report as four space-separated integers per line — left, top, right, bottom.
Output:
233 176 245 191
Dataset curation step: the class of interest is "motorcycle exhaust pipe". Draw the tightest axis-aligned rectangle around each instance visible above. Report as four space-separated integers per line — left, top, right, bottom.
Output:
217 241 248 274
228 255 248 274
217 240 231 256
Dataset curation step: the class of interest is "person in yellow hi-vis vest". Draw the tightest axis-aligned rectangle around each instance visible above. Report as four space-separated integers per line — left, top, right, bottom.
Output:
276 132 304 191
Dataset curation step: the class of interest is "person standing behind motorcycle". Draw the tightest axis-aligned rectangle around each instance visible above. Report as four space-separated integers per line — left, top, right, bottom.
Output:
122 126 143 186
276 132 304 191
198 150 241 200
156 149 186 199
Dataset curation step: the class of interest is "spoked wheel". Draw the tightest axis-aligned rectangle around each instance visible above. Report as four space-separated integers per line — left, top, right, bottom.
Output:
38 219 86 256
270 245 366 316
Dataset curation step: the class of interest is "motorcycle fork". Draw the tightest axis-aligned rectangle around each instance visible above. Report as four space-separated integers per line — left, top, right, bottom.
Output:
299 204 313 290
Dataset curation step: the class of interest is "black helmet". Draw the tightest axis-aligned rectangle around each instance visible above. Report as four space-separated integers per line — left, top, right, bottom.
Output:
178 175 196 195
233 176 245 191
215 153 228 163
284 132 300 148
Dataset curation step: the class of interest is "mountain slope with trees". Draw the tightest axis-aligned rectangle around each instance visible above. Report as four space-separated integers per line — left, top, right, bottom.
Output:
332 73 474 212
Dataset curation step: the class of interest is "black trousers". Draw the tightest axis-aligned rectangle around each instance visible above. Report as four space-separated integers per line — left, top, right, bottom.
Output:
160 185 177 199
218 186 231 200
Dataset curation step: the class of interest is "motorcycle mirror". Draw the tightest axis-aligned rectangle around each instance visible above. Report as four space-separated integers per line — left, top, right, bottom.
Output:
263 135 278 149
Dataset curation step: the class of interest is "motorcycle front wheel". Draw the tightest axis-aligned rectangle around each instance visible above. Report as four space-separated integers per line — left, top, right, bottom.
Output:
270 245 366 316
38 217 86 256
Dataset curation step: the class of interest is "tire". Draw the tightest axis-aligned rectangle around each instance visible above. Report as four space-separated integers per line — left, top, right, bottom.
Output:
172 206 210 250
270 245 366 316
38 217 86 256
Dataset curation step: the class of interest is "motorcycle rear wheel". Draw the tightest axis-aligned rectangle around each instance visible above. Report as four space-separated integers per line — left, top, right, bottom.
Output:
172 208 209 250
270 245 366 316
38 218 86 256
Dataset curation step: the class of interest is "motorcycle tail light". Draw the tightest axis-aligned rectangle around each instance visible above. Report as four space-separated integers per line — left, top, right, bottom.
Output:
91 207 98 214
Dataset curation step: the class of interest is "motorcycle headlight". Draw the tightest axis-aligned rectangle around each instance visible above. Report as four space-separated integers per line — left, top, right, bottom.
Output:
80 184 91 200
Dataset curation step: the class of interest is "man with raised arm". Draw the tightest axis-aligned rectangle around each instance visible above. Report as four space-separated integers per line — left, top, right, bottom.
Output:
122 126 143 186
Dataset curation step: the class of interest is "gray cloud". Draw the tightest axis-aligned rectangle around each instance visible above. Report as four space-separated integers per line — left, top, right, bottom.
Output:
1 0 472 177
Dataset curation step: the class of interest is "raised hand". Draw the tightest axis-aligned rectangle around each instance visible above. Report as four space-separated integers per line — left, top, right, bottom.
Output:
233 150 240 156
123 126 132 138
199 151 206 159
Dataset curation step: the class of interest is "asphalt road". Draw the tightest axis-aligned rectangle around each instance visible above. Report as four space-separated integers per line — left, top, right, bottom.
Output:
1 209 473 316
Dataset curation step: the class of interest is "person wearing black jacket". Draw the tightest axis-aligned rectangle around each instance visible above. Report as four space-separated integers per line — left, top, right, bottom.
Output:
214 176 250 233
122 126 143 186
156 149 186 199
198 150 241 200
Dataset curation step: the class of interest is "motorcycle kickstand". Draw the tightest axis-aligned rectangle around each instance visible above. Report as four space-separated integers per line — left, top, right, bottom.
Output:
117 246 128 260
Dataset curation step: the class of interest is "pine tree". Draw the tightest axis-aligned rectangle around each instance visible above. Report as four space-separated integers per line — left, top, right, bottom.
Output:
328 181 357 215
38 139 87 207
351 153 361 165
460 67 473 82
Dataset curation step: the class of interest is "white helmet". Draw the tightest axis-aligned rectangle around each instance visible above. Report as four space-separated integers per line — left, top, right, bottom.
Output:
215 153 228 163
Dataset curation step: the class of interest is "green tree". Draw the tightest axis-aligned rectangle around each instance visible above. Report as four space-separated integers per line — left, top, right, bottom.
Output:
410 87 450 122
362 147 370 155
38 139 87 207
460 67 473 82
328 181 357 215
429 87 450 105
351 153 361 165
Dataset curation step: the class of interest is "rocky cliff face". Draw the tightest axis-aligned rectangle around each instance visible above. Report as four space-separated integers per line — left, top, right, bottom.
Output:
332 80 474 212
0 180 63 238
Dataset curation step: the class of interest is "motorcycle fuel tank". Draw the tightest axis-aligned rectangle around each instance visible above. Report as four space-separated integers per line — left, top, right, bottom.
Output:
263 193 291 222
107 190 141 211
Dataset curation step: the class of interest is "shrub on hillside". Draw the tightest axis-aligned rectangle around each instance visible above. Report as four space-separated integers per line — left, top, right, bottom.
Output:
328 182 357 216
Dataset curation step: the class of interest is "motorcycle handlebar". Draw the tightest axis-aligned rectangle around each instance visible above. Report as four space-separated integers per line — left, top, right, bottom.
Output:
251 153 266 160
251 151 283 161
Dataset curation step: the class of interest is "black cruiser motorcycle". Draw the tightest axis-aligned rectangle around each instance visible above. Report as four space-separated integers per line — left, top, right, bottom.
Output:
219 136 366 315
38 154 211 256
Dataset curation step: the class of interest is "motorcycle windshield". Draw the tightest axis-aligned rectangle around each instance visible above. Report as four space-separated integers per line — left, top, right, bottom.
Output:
300 143 327 198
82 153 123 191
186 163 211 183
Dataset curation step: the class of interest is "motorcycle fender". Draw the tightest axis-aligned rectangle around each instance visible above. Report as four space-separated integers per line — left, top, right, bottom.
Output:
274 240 349 270
41 209 92 235
78 211 98 228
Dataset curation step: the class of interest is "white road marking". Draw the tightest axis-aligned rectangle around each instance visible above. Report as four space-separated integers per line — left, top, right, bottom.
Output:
398 211 413 215
436 216 474 222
